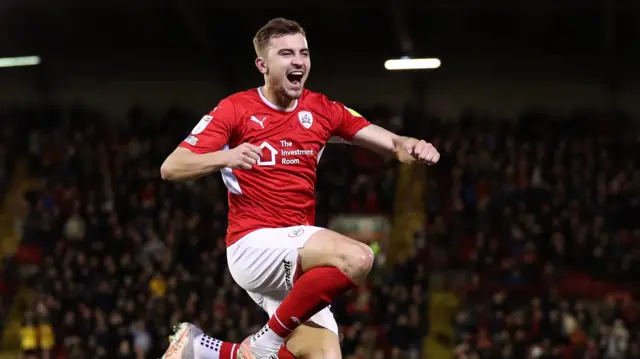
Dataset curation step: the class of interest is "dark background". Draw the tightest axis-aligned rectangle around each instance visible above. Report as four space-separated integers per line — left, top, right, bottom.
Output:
0 1 639 359
2 0 640 118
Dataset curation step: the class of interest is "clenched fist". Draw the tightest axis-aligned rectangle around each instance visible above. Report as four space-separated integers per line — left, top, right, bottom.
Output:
402 138 440 165
224 143 262 170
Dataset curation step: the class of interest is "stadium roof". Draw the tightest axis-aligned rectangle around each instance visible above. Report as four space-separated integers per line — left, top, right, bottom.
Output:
1 0 639 59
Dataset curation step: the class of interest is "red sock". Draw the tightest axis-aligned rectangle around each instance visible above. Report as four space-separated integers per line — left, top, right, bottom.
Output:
219 342 239 359
267 267 357 337
278 345 297 359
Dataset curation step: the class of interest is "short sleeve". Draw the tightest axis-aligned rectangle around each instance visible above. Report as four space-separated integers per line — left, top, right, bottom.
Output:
179 98 236 154
328 101 371 141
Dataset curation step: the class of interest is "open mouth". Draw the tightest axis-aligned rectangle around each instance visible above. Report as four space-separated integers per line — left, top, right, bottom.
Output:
286 71 304 86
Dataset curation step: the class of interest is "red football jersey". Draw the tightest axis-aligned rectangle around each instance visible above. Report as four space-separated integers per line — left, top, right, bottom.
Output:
179 88 371 246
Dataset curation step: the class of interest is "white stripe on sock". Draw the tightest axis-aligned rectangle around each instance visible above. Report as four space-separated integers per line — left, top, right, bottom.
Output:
273 313 292 332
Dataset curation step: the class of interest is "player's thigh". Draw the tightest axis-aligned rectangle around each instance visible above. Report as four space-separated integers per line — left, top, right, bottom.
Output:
286 323 341 359
226 226 323 293
298 228 374 274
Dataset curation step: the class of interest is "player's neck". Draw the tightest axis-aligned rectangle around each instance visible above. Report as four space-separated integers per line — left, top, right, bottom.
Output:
260 85 296 110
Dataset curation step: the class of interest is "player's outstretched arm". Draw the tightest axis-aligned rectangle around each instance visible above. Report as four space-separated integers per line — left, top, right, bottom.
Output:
160 143 261 181
351 124 440 165
160 147 230 181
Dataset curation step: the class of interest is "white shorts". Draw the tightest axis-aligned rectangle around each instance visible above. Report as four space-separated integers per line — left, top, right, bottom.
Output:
226 225 339 336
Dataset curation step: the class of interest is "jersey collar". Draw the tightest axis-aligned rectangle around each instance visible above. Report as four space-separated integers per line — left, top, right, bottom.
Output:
257 87 299 112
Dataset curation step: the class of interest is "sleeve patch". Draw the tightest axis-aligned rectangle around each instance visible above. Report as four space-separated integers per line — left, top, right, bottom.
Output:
184 135 199 146
345 106 362 117
191 115 213 135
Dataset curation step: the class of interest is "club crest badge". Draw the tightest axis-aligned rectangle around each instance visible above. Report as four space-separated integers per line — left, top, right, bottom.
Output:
298 111 313 129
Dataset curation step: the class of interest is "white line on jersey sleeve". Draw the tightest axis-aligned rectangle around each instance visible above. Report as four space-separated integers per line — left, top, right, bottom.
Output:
220 145 242 195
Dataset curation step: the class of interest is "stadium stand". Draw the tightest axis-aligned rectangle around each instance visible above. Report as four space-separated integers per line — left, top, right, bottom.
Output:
3 105 639 359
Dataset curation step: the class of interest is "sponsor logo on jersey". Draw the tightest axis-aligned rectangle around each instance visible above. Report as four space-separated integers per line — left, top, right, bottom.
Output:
184 135 198 146
288 227 304 237
255 141 316 167
257 141 277 166
282 260 293 290
298 111 313 129
191 115 212 135
250 116 266 129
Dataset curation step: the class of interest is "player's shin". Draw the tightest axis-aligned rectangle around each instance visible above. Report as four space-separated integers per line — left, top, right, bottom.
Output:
250 267 357 353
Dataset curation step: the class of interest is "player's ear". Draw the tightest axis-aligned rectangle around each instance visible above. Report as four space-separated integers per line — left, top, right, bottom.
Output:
255 57 267 74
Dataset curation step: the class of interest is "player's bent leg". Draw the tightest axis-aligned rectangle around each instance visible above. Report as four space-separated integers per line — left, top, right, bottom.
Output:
233 227 372 359
298 229 374 284
243 230 372 355
285 324 341 359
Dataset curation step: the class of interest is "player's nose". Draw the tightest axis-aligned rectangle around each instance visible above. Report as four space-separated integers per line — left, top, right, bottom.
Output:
291 56 304 66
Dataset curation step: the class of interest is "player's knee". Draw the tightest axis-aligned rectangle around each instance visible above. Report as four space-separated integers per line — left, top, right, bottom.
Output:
297 351 323 359
296 347 341 359
342 243 374 279
298 350 340 359
300 229 374 281
286 324 342 359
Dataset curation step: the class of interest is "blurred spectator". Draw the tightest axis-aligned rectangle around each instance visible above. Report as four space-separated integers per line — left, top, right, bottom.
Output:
603 319 630 359
150 274 167 298
20 311 38 359
130 320 152 359
117 339 135 359
38 319 55 359
62 205 85 241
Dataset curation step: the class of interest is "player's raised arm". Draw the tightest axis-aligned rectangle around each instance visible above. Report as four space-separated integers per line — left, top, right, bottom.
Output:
160 99 261 181
329 101 440 165
352 124 440 165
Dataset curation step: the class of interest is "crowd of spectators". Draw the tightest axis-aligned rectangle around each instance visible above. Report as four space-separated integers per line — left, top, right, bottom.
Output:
0 108 24 336
454 290 640 359
10 104 424 359
424 113 640 359
4 104 639 359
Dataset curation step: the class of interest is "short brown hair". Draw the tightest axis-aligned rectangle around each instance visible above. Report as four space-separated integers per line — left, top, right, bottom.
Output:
253 18 306 56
